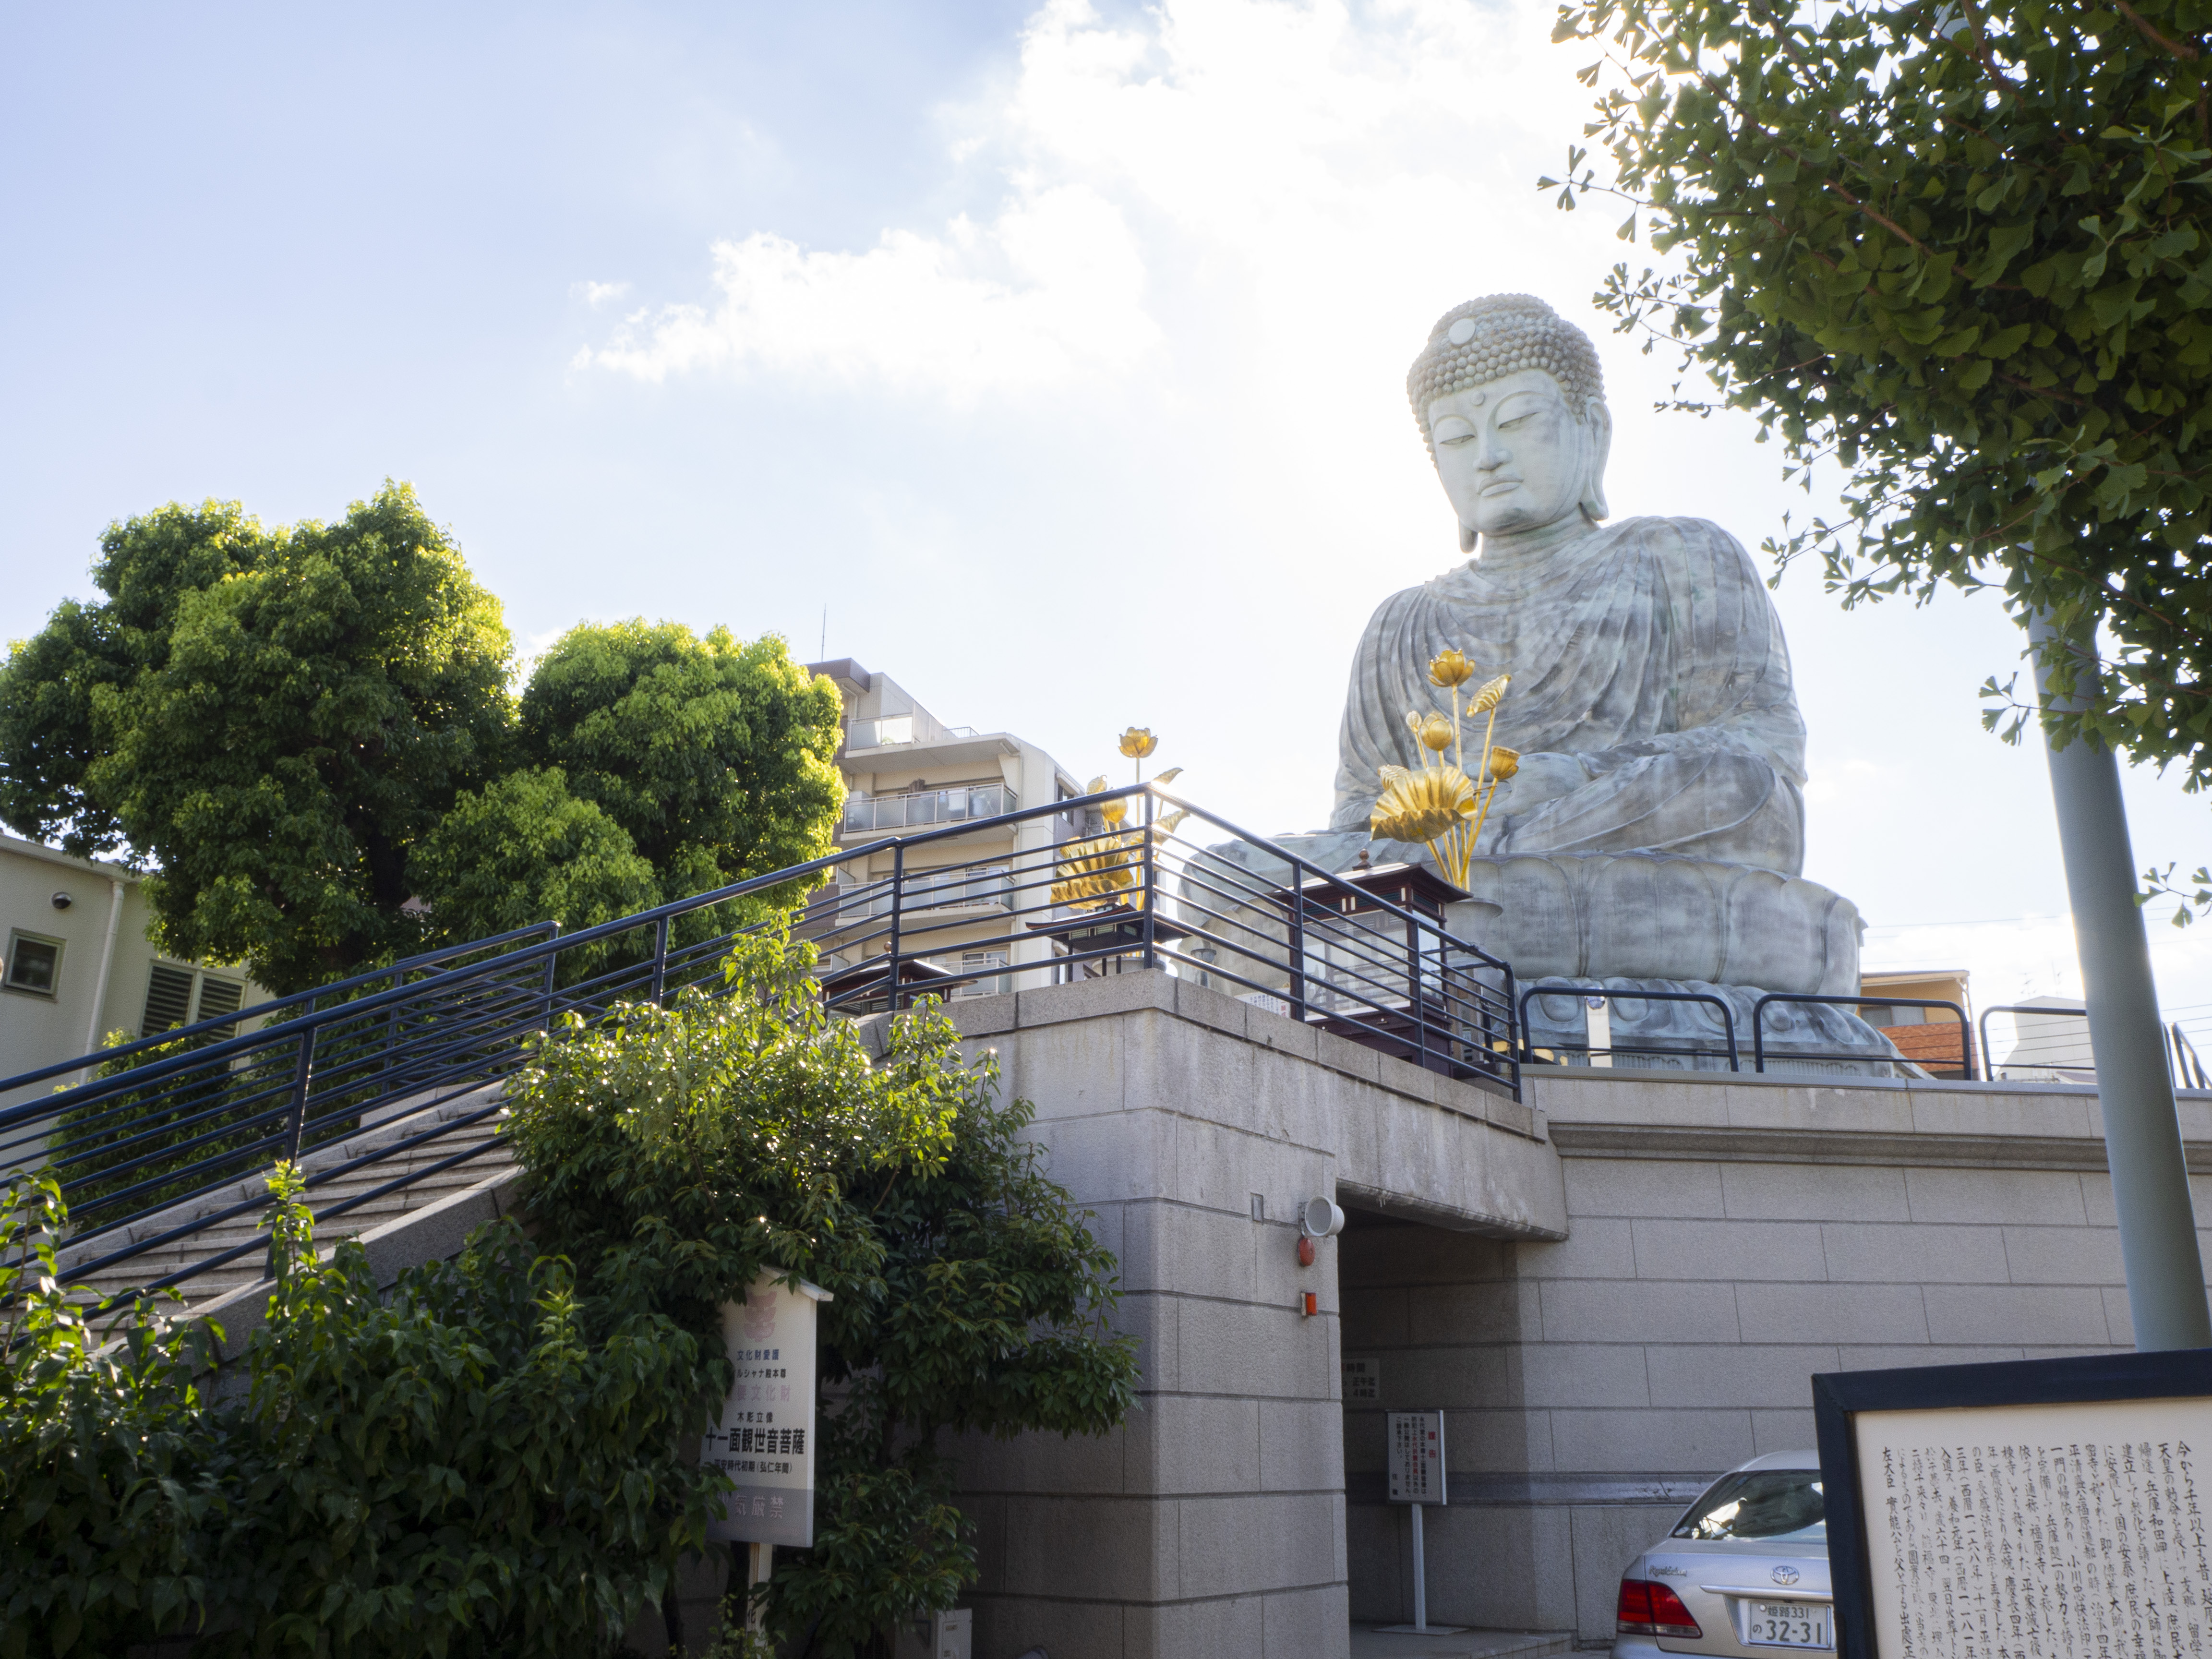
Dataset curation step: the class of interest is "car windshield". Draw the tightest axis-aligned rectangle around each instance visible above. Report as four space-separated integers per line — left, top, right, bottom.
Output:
1672 1470 1826 1542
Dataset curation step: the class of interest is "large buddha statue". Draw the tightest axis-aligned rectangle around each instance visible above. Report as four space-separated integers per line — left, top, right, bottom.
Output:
1333 294 1807 876
1222 294 1885 1069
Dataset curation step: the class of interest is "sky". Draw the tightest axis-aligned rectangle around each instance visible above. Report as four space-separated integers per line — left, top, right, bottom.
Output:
5 0 2210 1063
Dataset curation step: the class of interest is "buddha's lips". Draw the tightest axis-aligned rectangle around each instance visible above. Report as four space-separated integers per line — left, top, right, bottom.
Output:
1480 477 1522 496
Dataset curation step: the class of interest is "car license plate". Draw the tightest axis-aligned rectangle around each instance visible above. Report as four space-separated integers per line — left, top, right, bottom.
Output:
1745 1601 1832 1648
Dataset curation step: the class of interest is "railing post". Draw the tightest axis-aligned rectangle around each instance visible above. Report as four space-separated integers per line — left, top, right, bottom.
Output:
651 914 670 1003
284 1024 316 1164
886 841 904 1011
1288 860 1308 1022
1407 911 1425 1070
541 924 560 1029
1140 791 1157 972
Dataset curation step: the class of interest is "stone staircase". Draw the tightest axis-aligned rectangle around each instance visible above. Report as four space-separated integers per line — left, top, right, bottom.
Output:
54 1082 515 1315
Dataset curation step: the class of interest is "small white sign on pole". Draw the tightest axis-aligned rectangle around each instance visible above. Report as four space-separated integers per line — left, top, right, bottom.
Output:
1386 1410 1446 1504
705 1267 831 1549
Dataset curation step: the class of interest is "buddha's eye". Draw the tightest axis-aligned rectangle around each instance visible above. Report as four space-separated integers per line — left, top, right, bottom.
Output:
1432 418 1476 447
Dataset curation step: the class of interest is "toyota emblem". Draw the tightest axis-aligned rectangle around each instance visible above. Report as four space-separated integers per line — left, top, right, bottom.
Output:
1772 1565 1801 1586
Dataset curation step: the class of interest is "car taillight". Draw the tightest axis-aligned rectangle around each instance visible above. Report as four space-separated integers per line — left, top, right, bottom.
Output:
1616 1575 1702 1639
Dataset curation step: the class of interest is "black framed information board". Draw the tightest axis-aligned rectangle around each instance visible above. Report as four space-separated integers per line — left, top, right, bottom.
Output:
1813 1348 2212 1659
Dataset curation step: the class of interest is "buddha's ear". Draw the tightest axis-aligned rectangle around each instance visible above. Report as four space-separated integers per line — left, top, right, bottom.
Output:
1579 398 1614 521
1459 520 1478 553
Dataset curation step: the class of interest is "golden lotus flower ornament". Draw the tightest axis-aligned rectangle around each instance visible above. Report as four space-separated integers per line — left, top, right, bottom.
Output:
1428 648 1476 689
1372 764 1478 845
1052 735 1190 911
1369 650 1514 888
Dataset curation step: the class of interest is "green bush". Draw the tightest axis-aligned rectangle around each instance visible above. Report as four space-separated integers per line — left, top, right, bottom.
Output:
0 1165 721 1658
506 926 1139 1656
5 925 1137 1659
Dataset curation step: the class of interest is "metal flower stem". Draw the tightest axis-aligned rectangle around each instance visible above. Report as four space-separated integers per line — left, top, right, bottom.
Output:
1462 699 1506 857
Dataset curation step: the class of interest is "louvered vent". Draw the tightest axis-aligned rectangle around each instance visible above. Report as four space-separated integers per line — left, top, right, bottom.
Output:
142 964 195 1035
195 976 244 1029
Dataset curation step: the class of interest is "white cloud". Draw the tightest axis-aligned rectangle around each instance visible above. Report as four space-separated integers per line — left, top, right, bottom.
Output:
575 0 1590 408
577 280 632 307
576 186 1156 398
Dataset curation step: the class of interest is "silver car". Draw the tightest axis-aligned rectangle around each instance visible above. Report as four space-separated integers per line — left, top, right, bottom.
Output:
1612 1450 1832 1657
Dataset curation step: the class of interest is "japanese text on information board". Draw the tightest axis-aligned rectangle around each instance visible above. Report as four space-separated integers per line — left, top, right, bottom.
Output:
705 1268 826 1549
1388 1410 1445 1505
1853 1396 2212 1659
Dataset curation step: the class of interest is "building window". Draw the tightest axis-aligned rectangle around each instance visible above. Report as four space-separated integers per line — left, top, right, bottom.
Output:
4 931 62 997
957 950 1010 997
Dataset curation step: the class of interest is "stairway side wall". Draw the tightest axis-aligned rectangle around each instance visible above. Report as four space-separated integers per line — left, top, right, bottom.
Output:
1342 1070 2212 1647
913 971 1565 1659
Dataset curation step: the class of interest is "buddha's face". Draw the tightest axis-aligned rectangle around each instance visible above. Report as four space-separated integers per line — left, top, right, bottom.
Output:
1427 368 1609 540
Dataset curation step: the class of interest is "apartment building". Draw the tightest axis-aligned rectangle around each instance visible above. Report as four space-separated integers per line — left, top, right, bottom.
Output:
0 833 269 1111
1858 966 1975 1078
804 660 1082 998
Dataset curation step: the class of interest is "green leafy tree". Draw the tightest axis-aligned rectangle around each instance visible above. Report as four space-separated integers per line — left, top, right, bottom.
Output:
1547 0 2212 779
0 484 514 994
519 620 846 901
507 928 1140 1658
406 764 662 975
2 496 849 995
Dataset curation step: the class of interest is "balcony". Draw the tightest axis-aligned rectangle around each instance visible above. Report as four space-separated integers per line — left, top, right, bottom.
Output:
846 716 979 750
843 783 1017 836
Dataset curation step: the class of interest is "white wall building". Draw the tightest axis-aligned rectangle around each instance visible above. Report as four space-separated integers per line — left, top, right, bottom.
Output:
805 660 1082 997
0 833 267 1111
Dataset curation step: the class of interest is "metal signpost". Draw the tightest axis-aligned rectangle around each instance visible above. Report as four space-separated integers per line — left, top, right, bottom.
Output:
1382 1410 1461 1636
705 1268 833 1628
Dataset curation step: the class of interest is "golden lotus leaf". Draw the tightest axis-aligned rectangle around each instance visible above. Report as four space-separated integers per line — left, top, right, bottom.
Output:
1370 764 1478 845
1483 744 1520 781
1153 766 1183 787
1417 712 1454 751
1052 834 1139 909
1469 673 1512 714
1428 648 1476 689
1118 726 1159 760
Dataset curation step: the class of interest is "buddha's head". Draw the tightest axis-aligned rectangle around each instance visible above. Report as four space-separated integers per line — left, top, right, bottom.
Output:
1407 294 1612 552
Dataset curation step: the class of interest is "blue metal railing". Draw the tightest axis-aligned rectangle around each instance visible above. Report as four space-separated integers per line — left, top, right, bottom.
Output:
2 788 1520 1309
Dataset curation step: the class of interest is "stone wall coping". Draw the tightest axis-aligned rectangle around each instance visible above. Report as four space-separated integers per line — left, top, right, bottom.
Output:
863 970 1547 1145
1530 1065 2212 1169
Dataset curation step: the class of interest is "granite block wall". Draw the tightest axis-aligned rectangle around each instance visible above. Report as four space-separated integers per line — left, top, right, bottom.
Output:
1342 1068 2212 1647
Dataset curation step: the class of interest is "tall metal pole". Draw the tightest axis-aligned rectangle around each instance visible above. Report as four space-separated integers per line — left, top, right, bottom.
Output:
2027 609 2211 1351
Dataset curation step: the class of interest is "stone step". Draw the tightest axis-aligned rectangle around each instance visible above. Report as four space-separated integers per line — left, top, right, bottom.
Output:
60 1136 517 1312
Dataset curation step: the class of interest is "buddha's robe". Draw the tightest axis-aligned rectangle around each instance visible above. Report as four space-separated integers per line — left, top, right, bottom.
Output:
1331 515 1807 876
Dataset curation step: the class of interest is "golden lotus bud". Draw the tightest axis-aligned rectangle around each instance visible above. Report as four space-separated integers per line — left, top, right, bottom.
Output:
1118 726 1158 760
1417 713 1453 751
1370 764 1478 845
1405 709 1425 733
1101 796 1130 828
1469 673 1512 714
1428 648 1476 688
1483 745 1520 781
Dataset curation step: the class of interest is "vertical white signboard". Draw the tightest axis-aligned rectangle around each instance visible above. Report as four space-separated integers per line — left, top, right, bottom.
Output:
1387 1410 1446 1504
705 1267 830 1548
